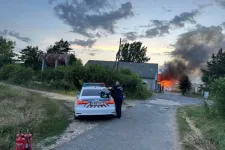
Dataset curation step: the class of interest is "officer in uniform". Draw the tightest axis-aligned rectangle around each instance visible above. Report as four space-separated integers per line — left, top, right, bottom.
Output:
109 81 124 118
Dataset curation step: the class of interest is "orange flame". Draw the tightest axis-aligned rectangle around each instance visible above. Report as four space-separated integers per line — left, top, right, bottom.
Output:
159 80 176 87
158 74 177 87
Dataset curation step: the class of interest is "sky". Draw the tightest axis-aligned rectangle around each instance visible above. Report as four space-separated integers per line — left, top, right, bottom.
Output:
1 0 225 73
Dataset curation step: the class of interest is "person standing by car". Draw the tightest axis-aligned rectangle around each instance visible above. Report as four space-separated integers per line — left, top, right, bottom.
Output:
109 81 124 118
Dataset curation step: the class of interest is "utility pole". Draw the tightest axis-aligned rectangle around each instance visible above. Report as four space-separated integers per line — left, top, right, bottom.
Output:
114 38 122 71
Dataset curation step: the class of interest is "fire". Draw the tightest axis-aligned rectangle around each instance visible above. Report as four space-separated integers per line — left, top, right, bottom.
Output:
158 80 176 87
158 74 177 88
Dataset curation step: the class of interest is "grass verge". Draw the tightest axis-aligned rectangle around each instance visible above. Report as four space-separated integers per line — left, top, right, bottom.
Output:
177 106 220 150
0 85 73 150
9 81 76 96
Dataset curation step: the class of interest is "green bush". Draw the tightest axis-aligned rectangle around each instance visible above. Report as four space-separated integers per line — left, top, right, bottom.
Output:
0 63 150 99
120 68 133 75
39 69 55 82
73 64 150 99
0 64 33 84
210 77 225 117
0 64 19 80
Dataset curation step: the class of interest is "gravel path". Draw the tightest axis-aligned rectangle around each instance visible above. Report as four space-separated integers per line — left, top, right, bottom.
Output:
0 83 139 149
55 92 203 150
0 83 75 101
1 83 203 150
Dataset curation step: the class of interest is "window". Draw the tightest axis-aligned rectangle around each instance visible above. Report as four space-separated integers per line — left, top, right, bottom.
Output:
81 89 107 96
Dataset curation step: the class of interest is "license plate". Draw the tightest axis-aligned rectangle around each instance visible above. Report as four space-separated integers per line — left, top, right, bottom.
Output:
91 101 103 106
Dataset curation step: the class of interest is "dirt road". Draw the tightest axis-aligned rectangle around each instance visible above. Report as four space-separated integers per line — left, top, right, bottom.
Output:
1 83 203 150
54 92 202 150
0 83 138 150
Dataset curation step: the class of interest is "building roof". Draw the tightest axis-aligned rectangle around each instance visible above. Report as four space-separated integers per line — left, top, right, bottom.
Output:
86 60 158 79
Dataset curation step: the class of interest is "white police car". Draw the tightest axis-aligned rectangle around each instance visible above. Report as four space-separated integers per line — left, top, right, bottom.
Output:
74 83 116 119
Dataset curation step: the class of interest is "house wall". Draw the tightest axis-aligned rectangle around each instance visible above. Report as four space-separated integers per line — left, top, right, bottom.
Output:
142 73 158 90
142 79 155 90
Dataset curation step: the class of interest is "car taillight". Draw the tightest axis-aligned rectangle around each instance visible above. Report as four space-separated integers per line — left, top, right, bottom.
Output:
77 100 89 105
105 99 115 104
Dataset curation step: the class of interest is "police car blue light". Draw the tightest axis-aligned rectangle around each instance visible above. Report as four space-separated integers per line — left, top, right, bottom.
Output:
83 83 105 87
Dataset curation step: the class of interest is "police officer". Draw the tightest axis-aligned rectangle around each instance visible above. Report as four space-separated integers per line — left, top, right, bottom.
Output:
109 81 123 118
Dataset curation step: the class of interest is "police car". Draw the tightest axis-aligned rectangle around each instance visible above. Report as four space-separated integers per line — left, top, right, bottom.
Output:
74 83 116 119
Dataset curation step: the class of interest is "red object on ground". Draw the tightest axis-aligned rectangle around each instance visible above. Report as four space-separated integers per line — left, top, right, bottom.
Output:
25 134 32 150
15 134 26 150
15 133 32 150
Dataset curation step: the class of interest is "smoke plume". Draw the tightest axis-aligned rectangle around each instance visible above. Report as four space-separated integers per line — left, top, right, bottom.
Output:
161 59 187 81
161 25 225 82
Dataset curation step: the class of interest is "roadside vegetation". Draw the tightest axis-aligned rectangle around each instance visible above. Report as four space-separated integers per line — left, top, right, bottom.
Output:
0 36 151 99
177 106 217 150
0 63 151 99
0 85 72 150
0 31 151 149
177 49 225 150
179 75 192 96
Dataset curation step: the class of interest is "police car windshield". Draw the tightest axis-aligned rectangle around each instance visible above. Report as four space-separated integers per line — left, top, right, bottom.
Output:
82 89 103 96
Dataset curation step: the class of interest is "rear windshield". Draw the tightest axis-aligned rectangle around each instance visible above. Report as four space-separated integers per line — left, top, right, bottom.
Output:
82 89 107 96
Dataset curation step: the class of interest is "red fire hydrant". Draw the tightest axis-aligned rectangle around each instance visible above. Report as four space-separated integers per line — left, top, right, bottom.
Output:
15 132 32 150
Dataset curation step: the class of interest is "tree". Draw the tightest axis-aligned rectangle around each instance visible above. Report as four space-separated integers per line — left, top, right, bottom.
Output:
201 48 225 86
20 46 43 70
119 41 150 63
0 36 16 67
179 75 192 95
47 39 72 54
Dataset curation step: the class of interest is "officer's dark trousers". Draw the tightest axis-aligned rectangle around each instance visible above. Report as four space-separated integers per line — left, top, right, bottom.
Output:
115 97 123 118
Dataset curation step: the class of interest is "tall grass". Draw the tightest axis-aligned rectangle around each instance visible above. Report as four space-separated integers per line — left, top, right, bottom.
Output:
0 85 72 149
178 105 224 150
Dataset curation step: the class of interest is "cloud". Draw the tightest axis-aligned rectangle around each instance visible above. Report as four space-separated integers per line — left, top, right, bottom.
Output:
122 38 128 43
48 0 57 4
0 29 31 43
162 7 172 12
163 52 172 55
169 10 199 27
69 39 97 48
215 0 225 8
143 9 199 38
89 52 95 56
123 32 138 41
198 3 214 9
139 25 151 28
150 52 161 56
0 29 7 36
151 20 166 26
145 24 170 38
221 22 225 29
83 0 113 12
54 1 133 38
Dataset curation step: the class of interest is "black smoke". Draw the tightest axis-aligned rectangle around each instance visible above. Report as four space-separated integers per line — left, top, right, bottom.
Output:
161 25 225 81
161 59 187 80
